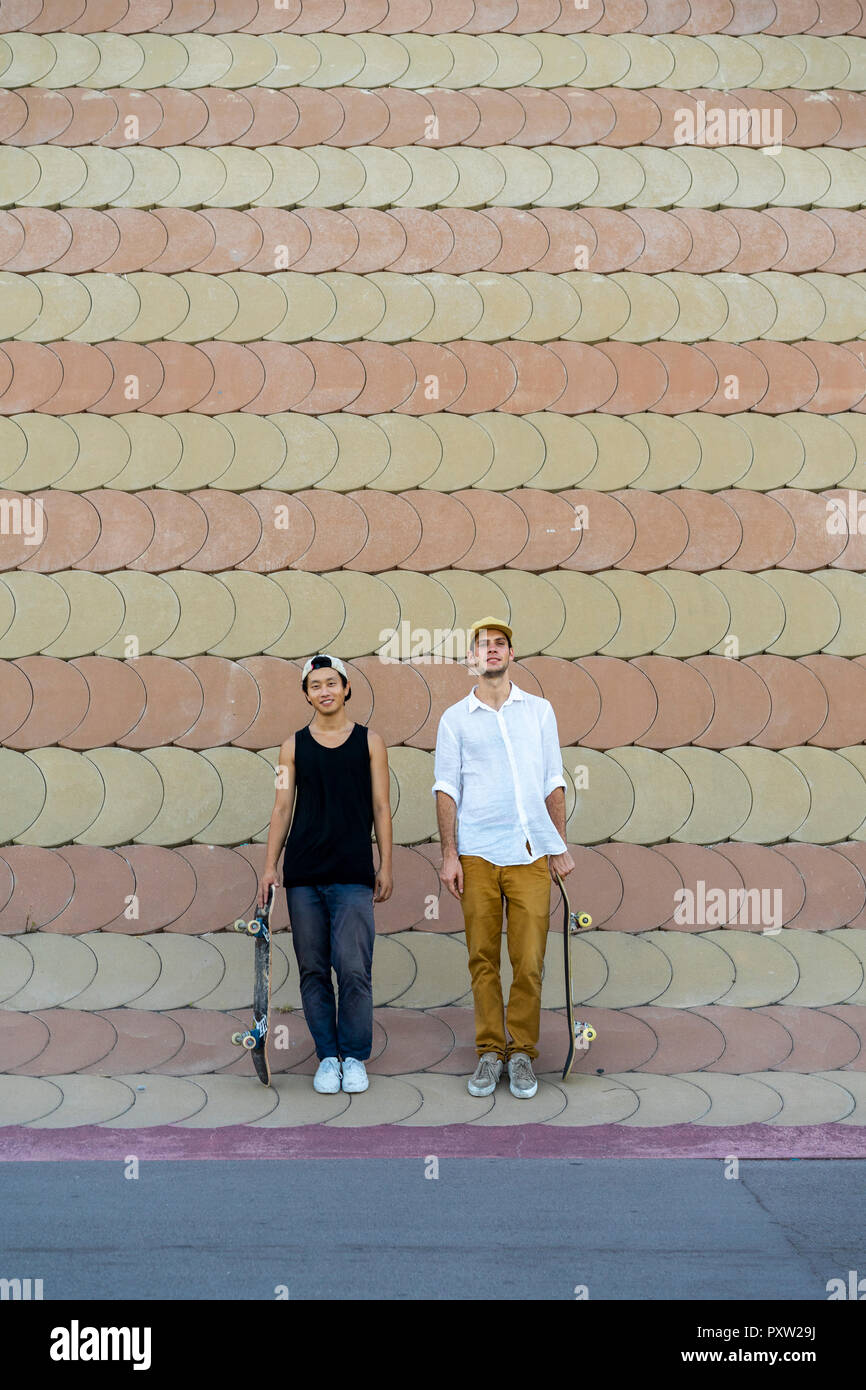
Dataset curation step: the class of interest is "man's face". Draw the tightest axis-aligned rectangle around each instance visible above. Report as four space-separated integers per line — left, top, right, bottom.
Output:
306 669 346 710
471 629 512 674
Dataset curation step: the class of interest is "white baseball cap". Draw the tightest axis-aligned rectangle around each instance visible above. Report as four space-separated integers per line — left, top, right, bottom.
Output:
301 654 348 682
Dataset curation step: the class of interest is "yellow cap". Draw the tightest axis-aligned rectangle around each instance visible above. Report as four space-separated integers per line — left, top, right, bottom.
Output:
469 616 513 645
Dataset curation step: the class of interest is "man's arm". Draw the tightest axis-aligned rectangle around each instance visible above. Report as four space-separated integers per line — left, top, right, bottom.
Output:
260 735 296 906
368 730 393 903
436 790 463 899
541 704 574 880
432 717 463 899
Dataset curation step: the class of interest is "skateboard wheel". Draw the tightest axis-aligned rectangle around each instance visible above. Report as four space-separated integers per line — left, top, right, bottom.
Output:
231 1031 244 1046
241 1034 257 1050
232 919 247 933
584 1026 597 1042
577 912 592 929
245 920 259 936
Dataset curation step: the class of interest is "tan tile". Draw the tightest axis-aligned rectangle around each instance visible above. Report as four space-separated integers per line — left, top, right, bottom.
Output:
4 932 97 1010
685 1072 783 1125
129 934 225 1009
370 933 417 1006
667 748 752 843
0 1075 62 1125
707 930 799 1007
175 1075 278 1126
785 748 866 844
723 747 811 842
387 931 470 1008
249 1074 350 1126
775 928 863 1006
613 1072 711 1125
643 931 735 1006
827 930 866 1004
28 1075 134 1127
755 1071 855 1125
0 936 35 1000
101 1075 207 1128
543 1073 640 1125
326 1075 423 1126
824 1072 866 1127
397 1072 493 1125
607 747 692 842
470 1078 566 1125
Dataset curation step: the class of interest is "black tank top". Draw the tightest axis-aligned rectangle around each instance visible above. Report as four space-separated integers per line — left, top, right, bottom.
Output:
282 722 376 888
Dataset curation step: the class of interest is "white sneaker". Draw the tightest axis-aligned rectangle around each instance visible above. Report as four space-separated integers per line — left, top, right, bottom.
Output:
313 1057 341 1093
341 1058 369 1093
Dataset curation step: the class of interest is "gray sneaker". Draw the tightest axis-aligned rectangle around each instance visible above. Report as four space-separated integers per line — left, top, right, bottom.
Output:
507 1052 538 1099
468 1052 503 1097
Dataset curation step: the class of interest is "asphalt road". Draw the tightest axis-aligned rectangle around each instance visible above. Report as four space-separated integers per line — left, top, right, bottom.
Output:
1 1158 863 1301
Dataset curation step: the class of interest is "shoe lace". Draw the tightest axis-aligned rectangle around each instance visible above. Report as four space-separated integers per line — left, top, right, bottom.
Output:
477 1056 498 1082
511 1055 533 1082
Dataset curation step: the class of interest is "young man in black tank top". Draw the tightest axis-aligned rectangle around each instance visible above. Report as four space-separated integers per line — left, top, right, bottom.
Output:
260 655 393 1095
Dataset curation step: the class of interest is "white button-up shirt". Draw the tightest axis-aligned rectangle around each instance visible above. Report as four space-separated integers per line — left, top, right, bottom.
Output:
432 681 568 866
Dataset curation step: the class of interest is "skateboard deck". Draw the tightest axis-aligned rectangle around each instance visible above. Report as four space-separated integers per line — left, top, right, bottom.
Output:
555 871 596 1080
230 884 275 1086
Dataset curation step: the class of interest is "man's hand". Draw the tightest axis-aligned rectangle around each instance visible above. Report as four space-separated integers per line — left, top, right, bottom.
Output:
258 869 281 909
549 849 575 882
374 867 393 903
439 850 464 900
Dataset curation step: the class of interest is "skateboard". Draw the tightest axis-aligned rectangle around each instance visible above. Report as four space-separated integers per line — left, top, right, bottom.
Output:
230 884 276 1086
555 870 596 1079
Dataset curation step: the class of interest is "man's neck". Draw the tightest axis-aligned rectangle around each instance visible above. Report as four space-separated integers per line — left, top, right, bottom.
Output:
312 710 353 736
473 675 512 712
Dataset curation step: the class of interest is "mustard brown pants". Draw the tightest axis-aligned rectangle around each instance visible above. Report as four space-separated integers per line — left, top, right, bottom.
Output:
458 853 552 1061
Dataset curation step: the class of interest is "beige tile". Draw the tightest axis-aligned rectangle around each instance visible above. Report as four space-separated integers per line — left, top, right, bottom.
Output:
0 1075 62 1125
66 933 161 1011
175 1075 278 1127
326 1075 423 1126
681 1071 783 1126
824 1071 866 1127
101 1075 207 1128
542 1073 640 1126
388 931 470 1009
3 933 97 1010
612 1072 711 1126
705 929 799 1007
397 1072 493 1126
129 934 225 1010
754 1071 854 1126
645 931 735 1007
28 1075 134 1127
470 1078 566 1125
775 929 863 1007
250 1075 350 1126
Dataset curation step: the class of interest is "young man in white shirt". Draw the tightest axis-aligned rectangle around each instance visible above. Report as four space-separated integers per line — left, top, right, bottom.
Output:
433 618 575 1099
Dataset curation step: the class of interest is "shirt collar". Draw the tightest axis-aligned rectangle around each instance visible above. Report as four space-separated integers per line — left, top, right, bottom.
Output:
467 681 524 712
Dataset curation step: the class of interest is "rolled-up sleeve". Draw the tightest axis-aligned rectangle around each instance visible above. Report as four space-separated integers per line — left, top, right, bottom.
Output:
541 702 567 797
432 716 461 803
